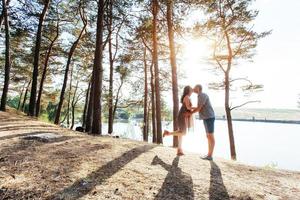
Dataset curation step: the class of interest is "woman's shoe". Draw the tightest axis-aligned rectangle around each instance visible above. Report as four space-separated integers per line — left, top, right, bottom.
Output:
177 150 184 156
177 152 184 156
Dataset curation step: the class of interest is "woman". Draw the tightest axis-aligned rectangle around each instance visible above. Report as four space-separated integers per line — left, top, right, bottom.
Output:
163 85 194 156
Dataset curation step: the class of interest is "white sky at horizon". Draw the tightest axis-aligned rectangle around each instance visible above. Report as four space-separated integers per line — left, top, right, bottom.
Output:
175 0 300 110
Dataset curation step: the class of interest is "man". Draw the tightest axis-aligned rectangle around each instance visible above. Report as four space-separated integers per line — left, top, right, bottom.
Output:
193 84 215 160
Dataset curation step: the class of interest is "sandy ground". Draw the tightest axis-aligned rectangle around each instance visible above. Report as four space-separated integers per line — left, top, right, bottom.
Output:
0 110 300 200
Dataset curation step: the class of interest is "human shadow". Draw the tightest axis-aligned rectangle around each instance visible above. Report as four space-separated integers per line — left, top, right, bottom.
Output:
209 161 230 200
152 156 194 200
48 144 155 200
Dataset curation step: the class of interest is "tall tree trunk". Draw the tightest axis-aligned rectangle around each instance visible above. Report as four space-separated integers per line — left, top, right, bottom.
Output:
0 2 3 30
224 28 236 160
85 76 94 133
36 20 59 117
0 0 10 32
225 72 236 160
54 7 87 124
147 100 151 139
166 0 179 147
70 81 79 130
107 0 114 134
112 79 124 122
66 65 74 127
91 0 104 134
143 47 148 142
28 0 50 116
152 0 162 144
82 81 90 129
22 80 31 112
0 0 11 111
17 82 26 110
150 63 157 143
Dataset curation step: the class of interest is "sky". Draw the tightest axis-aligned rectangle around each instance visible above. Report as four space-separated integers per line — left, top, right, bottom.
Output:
177 0 300 110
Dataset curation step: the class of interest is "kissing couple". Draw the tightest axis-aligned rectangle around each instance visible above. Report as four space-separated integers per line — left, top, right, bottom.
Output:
163 84 216 160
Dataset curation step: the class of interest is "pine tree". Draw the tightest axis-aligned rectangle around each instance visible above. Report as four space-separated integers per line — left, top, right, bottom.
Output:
198 0 270 160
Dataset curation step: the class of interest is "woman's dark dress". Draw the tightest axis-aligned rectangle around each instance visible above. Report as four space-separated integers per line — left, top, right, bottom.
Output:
177 96 193 133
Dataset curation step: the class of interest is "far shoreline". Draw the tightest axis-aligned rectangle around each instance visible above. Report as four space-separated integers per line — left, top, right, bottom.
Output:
214 117 300 125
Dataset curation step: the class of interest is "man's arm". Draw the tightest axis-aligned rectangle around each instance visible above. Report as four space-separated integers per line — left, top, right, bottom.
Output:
192 94 207 114
191 105 202 114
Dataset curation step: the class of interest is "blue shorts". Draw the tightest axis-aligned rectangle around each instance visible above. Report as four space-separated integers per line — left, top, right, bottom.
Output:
203 118 215 134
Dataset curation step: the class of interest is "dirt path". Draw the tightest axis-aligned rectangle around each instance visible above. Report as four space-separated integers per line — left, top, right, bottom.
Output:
0 111 299 200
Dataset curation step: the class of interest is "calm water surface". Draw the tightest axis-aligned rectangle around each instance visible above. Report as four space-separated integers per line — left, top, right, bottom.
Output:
102 120 300 171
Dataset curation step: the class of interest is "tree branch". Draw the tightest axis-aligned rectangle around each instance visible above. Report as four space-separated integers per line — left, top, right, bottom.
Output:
230 77 253 85
117 100 143 109
230 100 261 111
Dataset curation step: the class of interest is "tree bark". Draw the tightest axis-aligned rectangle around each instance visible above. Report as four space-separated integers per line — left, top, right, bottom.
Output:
143 47 148 142
107 0 114 134
21 80 31 112
28 0 51 116
70 81 79 130
224 26 237 160
147 100 151 138
66 65 74 127
85 75 93 133
91 0 104 134
35 20 59 117
150 62 157 143
0 0 11 111
225 72 236 160
166 0 179 147
0 0 10 32
54 6 87 124
82 81 90 129
152 0 162 144
112 78 124 123
17 82 26 110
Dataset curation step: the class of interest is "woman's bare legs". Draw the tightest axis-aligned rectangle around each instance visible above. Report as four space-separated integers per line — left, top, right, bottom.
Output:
177 135 184 155
163 130 186 156
163 130 185 137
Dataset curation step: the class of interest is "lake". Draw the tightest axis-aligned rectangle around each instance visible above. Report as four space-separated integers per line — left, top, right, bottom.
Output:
101 120 300 172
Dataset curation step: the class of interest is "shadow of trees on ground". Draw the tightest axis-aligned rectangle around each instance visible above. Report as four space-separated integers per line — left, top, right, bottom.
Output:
0 125 59 132
152 155 194 200
48 145 155 200
0 187 43 200
0 133 75 156
0 130 68 141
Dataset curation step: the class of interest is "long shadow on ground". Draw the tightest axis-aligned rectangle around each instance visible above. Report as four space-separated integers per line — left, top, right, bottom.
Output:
0 130 67 141
0 134 76 161
0 125 58 132
209 161 230 200
152 155 194 200
48 144 155 200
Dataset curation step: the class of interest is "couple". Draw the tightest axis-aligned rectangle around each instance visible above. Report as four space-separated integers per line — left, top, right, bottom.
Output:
163 84 215 160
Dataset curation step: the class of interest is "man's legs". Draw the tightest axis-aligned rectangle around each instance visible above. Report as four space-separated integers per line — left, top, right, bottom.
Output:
203 118 215 160
207 133 215 157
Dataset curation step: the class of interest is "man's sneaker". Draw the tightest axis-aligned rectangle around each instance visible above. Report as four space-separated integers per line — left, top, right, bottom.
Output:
201 155 213 161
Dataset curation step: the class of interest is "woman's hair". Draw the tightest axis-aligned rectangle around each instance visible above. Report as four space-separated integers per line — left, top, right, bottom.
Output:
181 86 192 103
